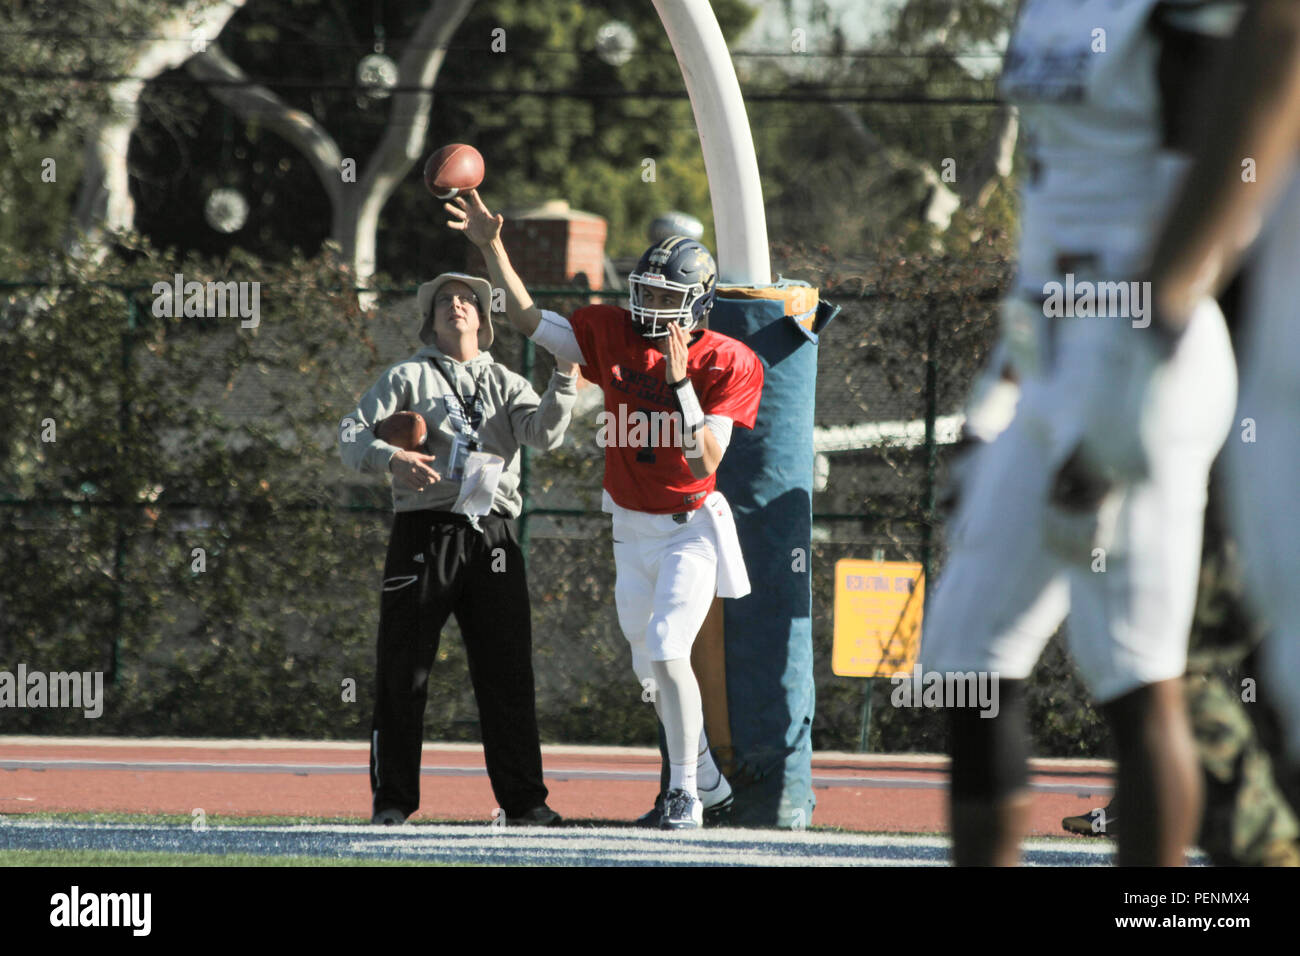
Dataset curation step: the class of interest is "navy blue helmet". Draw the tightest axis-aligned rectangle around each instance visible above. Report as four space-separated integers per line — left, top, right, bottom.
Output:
627 236 717 338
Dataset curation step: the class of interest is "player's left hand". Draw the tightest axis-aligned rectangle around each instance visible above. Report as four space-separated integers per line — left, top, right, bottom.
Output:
1049 445 1113 512
1072 295 1186 485
666 323 689 383
1044 444 1124 562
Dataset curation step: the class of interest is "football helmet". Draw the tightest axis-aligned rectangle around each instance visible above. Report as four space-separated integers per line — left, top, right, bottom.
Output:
627 236 717 338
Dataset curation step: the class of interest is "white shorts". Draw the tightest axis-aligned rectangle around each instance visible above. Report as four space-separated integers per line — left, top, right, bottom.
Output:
608 496 721 676
922 298 1236 703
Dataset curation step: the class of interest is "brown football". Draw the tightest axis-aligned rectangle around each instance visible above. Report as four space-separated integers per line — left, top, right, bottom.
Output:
375 411 428 451
423 143 484 200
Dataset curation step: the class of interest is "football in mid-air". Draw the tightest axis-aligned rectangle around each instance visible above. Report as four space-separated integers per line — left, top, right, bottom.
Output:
375 411 428 451
423 144 484 200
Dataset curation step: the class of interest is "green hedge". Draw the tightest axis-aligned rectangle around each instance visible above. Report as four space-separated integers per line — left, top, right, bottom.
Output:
1 238 1108 756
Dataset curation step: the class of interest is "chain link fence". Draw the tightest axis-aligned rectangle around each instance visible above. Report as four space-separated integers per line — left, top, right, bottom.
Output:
0 251 1108 756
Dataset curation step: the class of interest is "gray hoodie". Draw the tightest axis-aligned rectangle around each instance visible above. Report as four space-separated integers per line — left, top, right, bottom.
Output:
339 343 576 517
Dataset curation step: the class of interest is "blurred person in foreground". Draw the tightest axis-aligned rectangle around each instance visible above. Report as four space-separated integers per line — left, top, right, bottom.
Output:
921 0 1245 865
1066 0 1300 829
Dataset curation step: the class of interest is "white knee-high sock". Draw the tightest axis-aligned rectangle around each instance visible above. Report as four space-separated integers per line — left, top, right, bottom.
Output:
696 728 721 791
651 658 704 797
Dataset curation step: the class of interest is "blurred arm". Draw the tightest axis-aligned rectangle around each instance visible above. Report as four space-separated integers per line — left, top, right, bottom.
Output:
1149 0 1300 329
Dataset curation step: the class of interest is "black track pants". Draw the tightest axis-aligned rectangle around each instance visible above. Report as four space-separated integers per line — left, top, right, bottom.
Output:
369 510 548 819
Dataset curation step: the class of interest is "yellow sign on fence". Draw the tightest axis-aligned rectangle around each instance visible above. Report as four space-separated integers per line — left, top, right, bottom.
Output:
832 560 925 678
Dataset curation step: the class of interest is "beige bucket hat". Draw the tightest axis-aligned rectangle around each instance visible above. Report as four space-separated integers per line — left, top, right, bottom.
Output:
417 272 495 350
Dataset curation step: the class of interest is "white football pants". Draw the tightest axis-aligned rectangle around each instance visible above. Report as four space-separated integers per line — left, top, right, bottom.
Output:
610 504 719 675
923 298 1236 703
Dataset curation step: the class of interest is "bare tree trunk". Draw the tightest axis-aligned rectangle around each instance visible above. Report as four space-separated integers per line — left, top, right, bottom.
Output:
186 0 477 297
185 44 346 208
960 104 1018 209
836 100 1017 231
68 0 248 256
347 0 478 290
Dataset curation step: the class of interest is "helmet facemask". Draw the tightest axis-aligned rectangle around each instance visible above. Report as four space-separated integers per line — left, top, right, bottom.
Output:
628 272 703 339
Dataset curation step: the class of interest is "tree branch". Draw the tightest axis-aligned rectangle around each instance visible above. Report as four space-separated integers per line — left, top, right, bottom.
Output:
959 103 1018 209
69 0 248 252
185 42 346 208
350 0 478 280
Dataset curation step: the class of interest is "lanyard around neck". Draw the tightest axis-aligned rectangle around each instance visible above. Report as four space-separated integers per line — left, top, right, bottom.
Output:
431 357 487 424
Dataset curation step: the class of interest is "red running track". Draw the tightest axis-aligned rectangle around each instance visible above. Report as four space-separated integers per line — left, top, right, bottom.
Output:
0 737 1113 835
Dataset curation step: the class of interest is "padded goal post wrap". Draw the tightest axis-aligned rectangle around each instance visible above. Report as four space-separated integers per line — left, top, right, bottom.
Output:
708 280 838 827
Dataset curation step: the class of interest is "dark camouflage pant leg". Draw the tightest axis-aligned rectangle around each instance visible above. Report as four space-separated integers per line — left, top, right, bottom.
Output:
1187 467 1300 866
1187 668 1300 866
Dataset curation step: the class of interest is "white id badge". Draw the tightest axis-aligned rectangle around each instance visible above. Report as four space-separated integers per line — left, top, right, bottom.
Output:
453 451 505 517
446 433 477 480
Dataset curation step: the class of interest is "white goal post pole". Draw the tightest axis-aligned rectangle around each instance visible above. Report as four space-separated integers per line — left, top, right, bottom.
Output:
651 0 771 286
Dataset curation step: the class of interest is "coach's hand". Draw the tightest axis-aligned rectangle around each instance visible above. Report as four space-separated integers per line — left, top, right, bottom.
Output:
556 358 580 378
445 189 502 248
390 450 441 492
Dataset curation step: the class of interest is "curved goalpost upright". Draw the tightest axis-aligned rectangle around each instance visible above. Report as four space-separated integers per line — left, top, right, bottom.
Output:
651 0 770 285
653 0 837 828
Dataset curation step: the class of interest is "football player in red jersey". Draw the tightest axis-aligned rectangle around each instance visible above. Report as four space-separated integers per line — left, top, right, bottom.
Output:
447 189 764 829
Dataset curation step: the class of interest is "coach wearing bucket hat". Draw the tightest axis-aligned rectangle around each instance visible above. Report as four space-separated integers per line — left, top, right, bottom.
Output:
339 271 579 827
416 271 496 351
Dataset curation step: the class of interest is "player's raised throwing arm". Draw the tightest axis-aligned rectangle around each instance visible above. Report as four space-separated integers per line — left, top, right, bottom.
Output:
445 189 542 337
446 189 587 366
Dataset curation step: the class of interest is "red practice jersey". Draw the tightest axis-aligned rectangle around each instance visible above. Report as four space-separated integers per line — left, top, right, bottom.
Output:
568 304 764 514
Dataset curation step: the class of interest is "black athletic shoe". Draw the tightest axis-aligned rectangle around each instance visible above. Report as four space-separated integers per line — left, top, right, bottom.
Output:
698 774 734 818
636 794 666 828
1062 801 1116 836
506 805 563 827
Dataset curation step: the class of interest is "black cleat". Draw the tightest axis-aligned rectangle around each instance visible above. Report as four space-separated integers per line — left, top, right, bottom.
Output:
636 794 666 828
506 805 563 827
1062 801 1116 837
